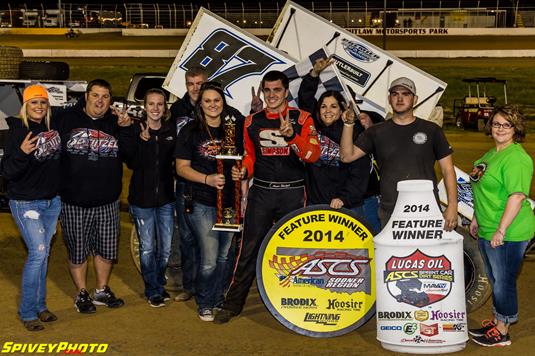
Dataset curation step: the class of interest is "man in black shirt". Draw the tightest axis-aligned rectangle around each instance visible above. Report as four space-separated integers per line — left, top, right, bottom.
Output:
339 77 458 231
167 67 207 301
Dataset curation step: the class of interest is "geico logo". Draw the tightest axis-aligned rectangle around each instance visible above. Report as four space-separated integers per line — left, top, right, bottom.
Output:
384 271 419 281
430 310 466 320
280 298 317 306
259 129 287 147
290 258 367 277
381 325 402 331
327 299 363 310
377 311 412 319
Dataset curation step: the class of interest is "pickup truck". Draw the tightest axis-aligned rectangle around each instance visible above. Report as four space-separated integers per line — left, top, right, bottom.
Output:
112 73 179 118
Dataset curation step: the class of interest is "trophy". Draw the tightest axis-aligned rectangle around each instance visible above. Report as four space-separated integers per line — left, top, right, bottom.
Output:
213 115 243 232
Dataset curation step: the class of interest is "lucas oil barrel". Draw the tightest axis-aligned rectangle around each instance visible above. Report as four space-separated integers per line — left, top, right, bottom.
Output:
374 180 467 354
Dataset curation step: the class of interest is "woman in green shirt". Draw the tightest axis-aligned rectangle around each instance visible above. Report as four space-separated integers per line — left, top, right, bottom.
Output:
468 105 535 347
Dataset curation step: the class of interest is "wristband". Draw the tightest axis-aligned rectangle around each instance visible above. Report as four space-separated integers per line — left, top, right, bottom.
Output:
204 175 208 185
344 122 355 127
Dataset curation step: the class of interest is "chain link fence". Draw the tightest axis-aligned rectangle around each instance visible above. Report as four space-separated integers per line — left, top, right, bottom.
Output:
0 1 533 29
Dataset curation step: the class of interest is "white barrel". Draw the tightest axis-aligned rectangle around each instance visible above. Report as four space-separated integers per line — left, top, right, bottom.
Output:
374 180 468 354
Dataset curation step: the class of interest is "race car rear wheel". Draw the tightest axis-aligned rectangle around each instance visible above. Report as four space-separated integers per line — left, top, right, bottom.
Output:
130 225 141 273
461 227 492 313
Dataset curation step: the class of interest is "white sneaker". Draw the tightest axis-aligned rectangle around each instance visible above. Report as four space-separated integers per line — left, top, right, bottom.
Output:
198 308 214 322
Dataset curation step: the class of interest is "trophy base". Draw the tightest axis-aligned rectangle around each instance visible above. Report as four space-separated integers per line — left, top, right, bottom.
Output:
212 223 243 232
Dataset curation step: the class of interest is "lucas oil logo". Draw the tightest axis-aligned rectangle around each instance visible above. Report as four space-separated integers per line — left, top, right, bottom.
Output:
269 248 372 294
180 28 284 98
341 39 380 63
384 249 453 307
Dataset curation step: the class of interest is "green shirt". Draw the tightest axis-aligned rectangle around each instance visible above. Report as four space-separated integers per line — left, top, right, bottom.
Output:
471 143 535 241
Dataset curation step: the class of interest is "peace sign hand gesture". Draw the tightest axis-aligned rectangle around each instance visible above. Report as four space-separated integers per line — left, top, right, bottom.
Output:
139 121 150 141
279 111 293 138
112 105 132 127
250 85 263 112
20 132 39 155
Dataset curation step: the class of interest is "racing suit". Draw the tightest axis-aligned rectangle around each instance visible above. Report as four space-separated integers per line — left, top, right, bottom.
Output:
222 104 320 314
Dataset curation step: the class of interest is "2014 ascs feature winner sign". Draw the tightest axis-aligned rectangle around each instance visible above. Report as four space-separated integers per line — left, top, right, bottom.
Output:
256 205 376 337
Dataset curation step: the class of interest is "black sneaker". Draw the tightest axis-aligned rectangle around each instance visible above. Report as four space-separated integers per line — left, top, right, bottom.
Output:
213 308 238 324
148 295 166 308
471 326 511 347
469 319 496 337
74 289 96 314
162 291 171 302
92 286 125 308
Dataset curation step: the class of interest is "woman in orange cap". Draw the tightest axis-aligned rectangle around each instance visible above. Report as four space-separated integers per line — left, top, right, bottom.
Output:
0 84 61 331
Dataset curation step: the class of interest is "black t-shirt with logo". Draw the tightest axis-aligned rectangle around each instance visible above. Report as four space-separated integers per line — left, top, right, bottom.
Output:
174 120 243 207
355 118 453 213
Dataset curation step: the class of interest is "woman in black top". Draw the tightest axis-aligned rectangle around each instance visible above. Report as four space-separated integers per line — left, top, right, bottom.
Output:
0 85 61 331
175 83 243 322
120 88 176 308
298 58 370 218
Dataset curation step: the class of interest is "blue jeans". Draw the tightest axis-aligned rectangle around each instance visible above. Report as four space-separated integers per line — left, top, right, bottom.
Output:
130 203 174 298
478 238 529 324
175 181 199 294
9 197 61 321
186 202 233 309
363 195 381 233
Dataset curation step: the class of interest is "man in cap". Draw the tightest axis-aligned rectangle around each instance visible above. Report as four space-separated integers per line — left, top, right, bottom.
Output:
340 77 458 229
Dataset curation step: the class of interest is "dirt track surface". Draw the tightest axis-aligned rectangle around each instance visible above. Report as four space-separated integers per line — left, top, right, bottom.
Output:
1 132 535 355
2 32 535 50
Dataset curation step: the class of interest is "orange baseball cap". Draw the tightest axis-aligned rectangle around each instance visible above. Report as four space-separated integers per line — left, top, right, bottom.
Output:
23 84 49 103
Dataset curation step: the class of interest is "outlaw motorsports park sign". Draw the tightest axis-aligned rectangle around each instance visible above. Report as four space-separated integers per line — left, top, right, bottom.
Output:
256 205 376 337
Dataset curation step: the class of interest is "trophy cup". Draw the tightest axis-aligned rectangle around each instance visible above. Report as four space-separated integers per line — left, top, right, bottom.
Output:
213 115 243 232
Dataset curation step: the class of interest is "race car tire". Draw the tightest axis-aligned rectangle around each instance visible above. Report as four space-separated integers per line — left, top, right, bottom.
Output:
461 227 492 313
19 60 70 80
0 46 23 79
130 225 141 273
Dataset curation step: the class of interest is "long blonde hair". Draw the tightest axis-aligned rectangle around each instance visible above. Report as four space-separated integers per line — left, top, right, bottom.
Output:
19 101 52 130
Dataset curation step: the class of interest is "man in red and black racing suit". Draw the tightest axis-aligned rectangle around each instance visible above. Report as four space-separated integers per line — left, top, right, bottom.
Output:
214 70 320 324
